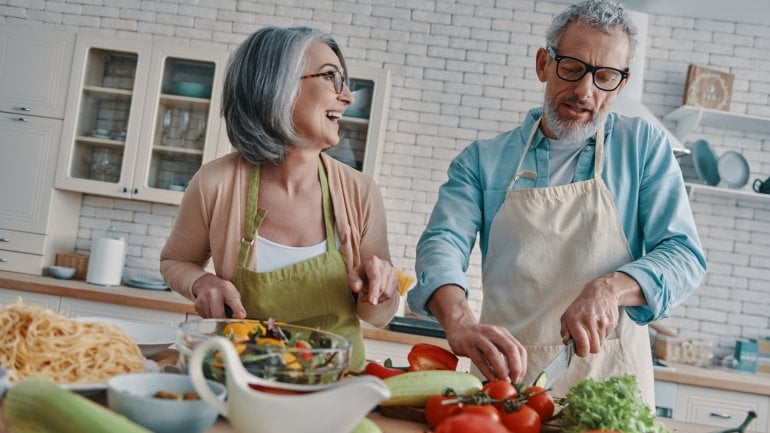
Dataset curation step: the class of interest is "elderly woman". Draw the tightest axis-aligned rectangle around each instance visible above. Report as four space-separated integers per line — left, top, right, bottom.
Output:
160 27 399 369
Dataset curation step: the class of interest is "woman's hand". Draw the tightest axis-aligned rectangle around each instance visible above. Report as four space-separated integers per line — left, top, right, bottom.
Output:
191 273 246 319
348 255 398 306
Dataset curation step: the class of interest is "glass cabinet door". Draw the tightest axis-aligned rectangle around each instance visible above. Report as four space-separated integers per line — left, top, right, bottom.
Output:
147 57 214 191
324 64 390 180
56 36 151 198
133 44 226 203
70 48 138 184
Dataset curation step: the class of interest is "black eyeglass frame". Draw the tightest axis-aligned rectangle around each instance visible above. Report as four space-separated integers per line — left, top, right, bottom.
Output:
299 70 348 94
546 46 629 92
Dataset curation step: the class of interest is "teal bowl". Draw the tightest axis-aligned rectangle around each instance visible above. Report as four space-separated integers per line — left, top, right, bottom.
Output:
172 81 212 98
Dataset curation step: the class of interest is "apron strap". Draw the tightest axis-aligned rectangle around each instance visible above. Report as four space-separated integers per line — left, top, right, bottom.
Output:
239 165 267 268
318 160 337 251
508 115 542 190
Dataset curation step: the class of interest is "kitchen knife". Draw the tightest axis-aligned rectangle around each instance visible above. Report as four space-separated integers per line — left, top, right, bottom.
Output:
533 339 575 388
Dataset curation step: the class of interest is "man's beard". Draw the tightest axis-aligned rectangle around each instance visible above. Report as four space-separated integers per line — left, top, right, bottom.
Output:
543 94 606 142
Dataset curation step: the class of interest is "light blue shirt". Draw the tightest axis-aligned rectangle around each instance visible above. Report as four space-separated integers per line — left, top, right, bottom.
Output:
408 107 707 323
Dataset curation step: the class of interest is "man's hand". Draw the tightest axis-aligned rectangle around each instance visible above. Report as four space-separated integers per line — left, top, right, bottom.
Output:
348 255 398 305
560 271 646 357
429 285 527 383
191 273 246 319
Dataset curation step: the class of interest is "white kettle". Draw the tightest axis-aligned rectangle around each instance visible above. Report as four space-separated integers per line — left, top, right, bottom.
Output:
189 336 390 433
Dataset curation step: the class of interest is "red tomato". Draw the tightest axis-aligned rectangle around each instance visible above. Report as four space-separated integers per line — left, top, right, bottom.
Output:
362 362 405 379
500 404 541 433
460 404 501 424
407 343 459 371
523 386 555 421
435 413 509 433
294 340 313 362
482 380 518 402
425 394 463 428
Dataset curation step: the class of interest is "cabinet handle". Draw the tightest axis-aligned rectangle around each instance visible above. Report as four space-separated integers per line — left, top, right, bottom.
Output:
14 106 31 112
13 117 29 122
133 188 138 194
0 258 7 263
709 412 732 420
0 238 9 242
122 187 128 193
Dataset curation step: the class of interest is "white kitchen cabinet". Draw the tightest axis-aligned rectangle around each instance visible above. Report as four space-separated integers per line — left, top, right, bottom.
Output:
0 25 72 119
324 63 391 181
0 288 60 311
59 297 186 328
0 25 82 275
55 35 228 205
675 384 769 432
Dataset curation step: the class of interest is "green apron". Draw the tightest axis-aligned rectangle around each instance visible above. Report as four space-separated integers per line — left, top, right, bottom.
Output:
233 162 365 370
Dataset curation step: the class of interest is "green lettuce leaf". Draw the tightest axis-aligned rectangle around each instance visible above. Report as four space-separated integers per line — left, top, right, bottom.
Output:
560 375 670 433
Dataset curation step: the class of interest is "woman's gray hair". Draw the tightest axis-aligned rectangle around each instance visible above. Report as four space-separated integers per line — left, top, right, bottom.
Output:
546 0 638 64
222 26 347 165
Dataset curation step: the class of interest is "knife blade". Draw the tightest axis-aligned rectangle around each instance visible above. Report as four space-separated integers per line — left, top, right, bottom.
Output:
534 339 575 388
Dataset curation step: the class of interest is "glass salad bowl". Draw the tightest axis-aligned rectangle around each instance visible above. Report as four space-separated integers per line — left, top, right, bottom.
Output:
177 319 351 385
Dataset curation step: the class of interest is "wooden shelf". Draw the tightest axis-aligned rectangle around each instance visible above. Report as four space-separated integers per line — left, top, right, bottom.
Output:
664 106 770 140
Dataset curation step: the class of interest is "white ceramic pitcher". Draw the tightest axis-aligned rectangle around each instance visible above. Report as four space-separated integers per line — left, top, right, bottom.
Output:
189 336 390 433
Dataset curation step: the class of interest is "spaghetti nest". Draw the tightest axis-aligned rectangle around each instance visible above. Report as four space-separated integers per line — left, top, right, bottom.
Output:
0 301 145 384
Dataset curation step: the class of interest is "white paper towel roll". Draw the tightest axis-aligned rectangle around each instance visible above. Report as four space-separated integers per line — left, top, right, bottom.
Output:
86 237 126 286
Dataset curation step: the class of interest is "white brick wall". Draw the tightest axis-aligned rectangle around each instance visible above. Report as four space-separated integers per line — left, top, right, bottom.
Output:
7 0 769 358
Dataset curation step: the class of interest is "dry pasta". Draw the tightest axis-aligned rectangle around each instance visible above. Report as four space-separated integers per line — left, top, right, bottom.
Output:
0 300 145 384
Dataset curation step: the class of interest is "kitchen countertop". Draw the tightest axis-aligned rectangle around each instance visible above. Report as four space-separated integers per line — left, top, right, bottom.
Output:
2 270 769 395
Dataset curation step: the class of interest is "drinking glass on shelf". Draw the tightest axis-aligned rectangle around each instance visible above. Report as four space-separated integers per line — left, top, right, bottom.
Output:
192 117 207 149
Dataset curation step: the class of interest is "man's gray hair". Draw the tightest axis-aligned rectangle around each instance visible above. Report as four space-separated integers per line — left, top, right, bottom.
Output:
221 26 347 165
546 0 638 63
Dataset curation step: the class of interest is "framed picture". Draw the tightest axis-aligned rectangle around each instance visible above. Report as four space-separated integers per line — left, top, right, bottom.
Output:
683 64 734 111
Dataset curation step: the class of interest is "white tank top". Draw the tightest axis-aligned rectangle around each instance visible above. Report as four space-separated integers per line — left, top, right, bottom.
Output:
255 228 341 272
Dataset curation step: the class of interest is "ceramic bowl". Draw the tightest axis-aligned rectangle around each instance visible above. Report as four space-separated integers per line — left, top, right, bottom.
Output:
172 81 212 98
177 319 352 385
48 265 76 280
107 372 226 433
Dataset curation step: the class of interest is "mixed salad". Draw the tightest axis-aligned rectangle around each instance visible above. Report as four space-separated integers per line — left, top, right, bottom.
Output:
201 318 349 385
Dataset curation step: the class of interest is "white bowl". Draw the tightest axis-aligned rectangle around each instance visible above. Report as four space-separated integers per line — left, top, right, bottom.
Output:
107 372 226 433
48 265 76 280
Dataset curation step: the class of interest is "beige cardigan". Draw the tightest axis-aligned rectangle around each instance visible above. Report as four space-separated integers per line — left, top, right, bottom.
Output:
160 152 397 326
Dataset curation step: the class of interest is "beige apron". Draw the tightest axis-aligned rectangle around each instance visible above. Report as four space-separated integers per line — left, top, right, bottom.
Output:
481 117 654 406
232 162 365 370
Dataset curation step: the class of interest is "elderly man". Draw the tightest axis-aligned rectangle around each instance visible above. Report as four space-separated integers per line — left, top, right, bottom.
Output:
408 0 706 405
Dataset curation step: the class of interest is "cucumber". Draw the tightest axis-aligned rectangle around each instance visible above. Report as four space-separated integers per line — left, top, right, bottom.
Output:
380 370 483 406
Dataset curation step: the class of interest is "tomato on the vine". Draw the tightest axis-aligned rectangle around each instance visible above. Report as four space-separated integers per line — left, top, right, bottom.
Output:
500 404 541 433
459 404 501 424
523 385 555 421
434 413 509 433
481 379 518 410
425 395 463 428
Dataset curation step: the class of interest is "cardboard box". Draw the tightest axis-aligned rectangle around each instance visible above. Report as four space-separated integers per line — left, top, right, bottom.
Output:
758 337 770 374
734 339 759 373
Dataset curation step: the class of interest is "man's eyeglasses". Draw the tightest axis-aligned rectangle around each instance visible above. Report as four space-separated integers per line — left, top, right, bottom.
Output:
546 46 629 92
300 70 348 94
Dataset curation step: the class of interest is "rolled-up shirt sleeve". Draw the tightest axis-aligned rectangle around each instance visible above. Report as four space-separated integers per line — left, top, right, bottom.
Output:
615 126 707 322
408 145 485 317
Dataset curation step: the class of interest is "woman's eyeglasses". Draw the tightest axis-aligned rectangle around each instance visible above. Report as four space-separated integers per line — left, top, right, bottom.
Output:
546 46 629 92
300 70 348 94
